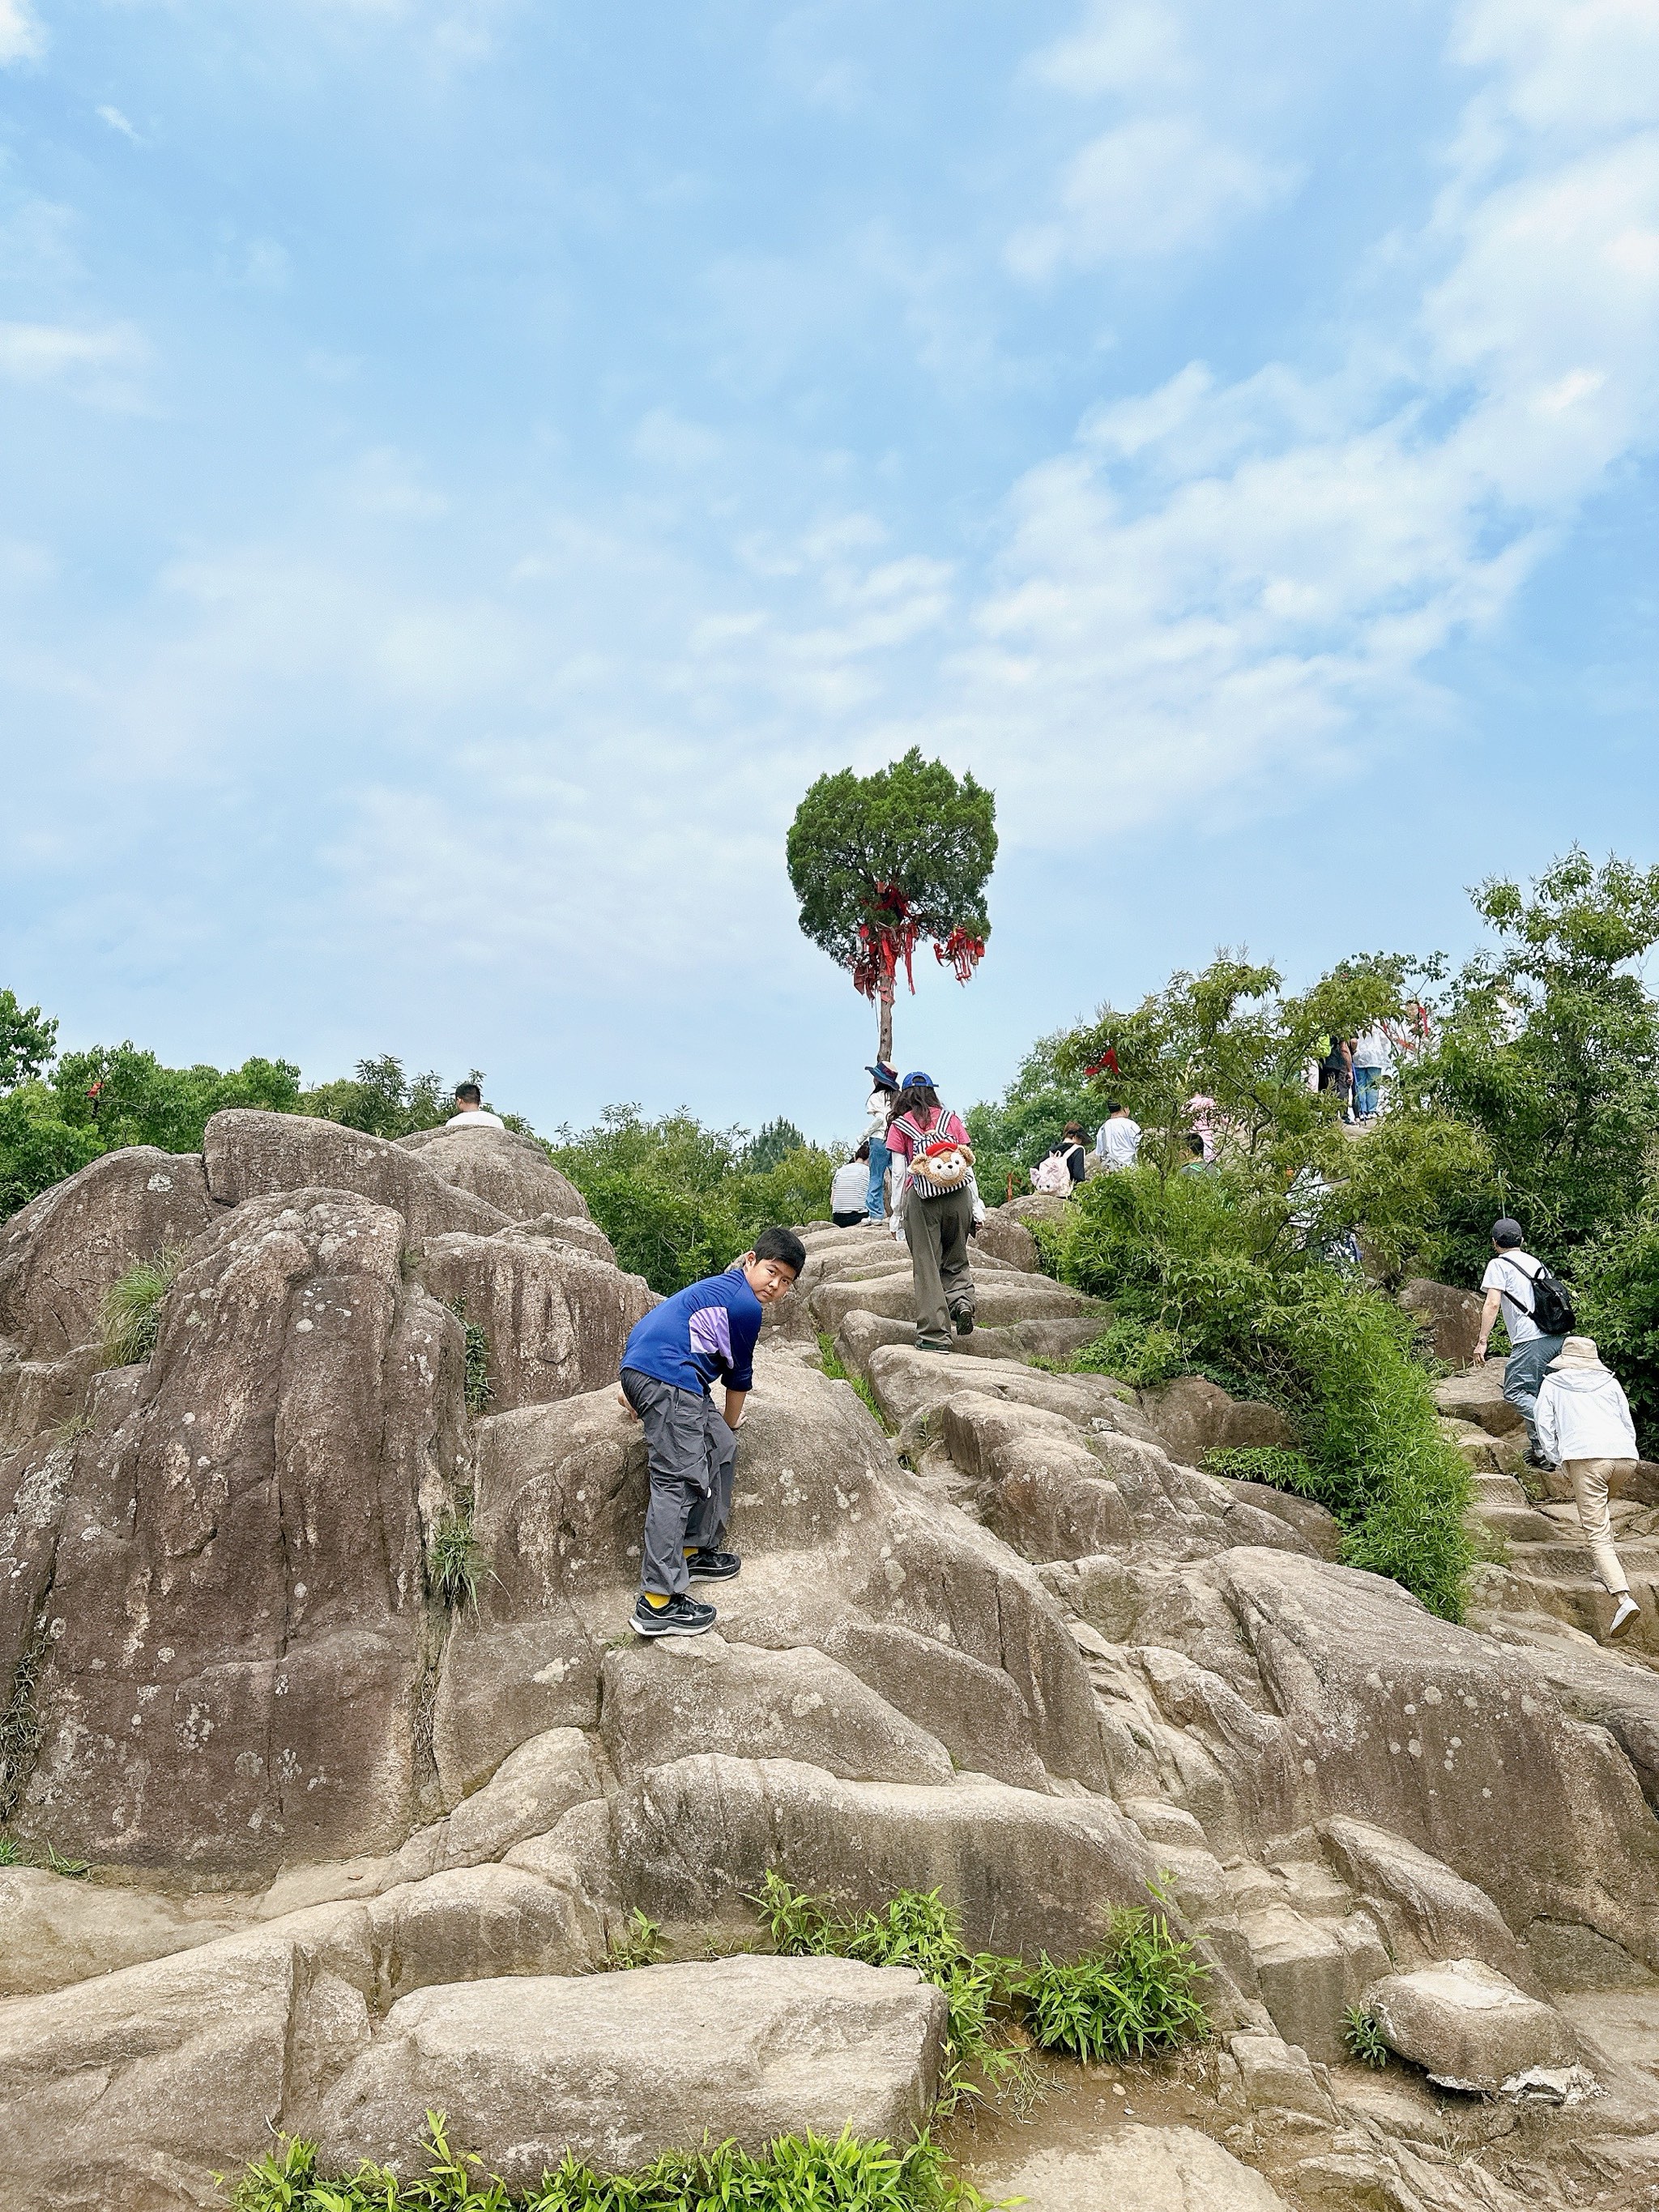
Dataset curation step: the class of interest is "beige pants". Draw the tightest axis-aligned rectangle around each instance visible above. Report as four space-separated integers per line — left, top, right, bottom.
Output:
1561 1458 1632 1597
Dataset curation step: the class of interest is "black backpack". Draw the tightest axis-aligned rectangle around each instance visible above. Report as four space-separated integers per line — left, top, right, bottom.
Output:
1515 1256 1577 1338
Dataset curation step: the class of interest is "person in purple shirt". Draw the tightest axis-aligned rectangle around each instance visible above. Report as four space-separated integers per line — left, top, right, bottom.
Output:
618 1225 805 1638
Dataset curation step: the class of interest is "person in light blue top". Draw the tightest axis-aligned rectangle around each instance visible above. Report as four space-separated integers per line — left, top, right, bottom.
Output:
618 1226 805 1638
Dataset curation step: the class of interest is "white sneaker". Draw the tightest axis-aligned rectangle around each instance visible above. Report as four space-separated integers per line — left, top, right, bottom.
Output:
1608 1595 1640 1640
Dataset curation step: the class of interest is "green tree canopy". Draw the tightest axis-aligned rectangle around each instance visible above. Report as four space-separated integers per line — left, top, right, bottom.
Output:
787 747 996 1061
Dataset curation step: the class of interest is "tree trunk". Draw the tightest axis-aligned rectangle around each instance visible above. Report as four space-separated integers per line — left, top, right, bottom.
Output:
878 990 893 1071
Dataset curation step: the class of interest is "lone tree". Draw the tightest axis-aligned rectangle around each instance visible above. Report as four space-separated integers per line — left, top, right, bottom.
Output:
787 747 996 1066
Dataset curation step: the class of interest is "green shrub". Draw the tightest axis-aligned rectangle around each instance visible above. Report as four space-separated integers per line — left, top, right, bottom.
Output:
99 1250 183 1368
1342 2004 1390 2068
447 1297 494 1416
1017 1896 1209 2062
1201 1445 1319 1492
1574 1213 1659 1449
228 2114 988 2211
750 1873 1026 2110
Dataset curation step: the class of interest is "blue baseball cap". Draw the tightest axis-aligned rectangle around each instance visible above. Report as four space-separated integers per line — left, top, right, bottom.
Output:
900 1070 934 1088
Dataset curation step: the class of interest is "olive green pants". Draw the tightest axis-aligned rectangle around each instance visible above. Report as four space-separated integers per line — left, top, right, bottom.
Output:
908 1185 975 1349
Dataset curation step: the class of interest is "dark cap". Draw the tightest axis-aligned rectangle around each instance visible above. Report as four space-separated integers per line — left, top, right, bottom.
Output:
1491 1217 1525 1248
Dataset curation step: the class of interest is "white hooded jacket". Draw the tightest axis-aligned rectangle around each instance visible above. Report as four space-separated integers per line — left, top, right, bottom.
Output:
1534 1364 1638 1464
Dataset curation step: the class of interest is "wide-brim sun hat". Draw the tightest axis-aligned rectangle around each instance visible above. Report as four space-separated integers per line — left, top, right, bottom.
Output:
900 1070 935 1088
866 1063 899 1087
1550 1336 1603 1369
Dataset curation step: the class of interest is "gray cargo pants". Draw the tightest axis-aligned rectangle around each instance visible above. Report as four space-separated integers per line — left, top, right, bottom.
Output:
1503 1334 1566 1454
907 1185 976 1351
621 1368 739 1599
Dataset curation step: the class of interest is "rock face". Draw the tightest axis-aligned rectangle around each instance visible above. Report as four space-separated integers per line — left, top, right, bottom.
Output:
415 1232 655 1414
1400 1278 1485 1366
203 1109 510 1240
11 1189 464 1868
9 1137 1659 2211
1366 1958 1580 2092
399 1124 591 1224
313 1955 947 2184
0 1147 218 1361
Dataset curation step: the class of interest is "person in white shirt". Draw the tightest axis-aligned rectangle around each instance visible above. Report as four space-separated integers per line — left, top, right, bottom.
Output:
446 1081 506 1130
830 1142 871 1228
1473 1217 1566 1468
1094 1101 1141 1171
1534 1337 1642 1640
1350 1027 1390 1121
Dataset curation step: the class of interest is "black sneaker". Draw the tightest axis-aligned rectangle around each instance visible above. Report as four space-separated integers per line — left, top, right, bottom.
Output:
953 1308 975 1336
1525 1447 1555 1471
685 1548 741 1580
631 1592 718 1638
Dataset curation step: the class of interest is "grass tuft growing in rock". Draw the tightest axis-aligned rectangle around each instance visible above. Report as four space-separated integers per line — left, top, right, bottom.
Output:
99 1249 183 1367
817 1335 892 1433
228 2113 992 2210
608 1908 665 1970
429 1505 484 1612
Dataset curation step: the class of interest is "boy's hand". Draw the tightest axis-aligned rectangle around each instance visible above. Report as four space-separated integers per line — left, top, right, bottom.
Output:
616 1386 639 1421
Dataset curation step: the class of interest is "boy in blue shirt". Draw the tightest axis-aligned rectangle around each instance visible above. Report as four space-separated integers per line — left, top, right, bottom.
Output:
620 1226 806 1638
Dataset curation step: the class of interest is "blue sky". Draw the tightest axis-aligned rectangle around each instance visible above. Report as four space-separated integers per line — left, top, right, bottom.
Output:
2 0 1656 1138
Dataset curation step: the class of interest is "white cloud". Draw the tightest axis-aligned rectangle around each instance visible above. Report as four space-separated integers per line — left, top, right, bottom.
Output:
1009 116 1297 275
940 0 1659 839
0 321 145 391
1025 0 1189 97
0 0 42 65
96 105 143 144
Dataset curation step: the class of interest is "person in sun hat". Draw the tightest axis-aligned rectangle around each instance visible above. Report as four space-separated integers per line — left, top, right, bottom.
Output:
1534 1336 1643 1642
863 1061 901 1224
885 1071 977 1352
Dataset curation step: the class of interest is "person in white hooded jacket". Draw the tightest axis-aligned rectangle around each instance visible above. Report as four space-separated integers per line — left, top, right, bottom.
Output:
1533 1336 1642 1640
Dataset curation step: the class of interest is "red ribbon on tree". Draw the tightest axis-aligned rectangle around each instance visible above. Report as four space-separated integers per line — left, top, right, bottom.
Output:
851 882 920 1003
1084 1047 1120 1079
934 925 985 984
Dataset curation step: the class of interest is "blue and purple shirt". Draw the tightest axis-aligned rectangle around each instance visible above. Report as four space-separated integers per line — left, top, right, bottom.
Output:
621 1264 764 1398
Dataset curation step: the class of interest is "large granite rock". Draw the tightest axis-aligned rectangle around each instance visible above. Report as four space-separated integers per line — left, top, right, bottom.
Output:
1435 1364 1525 1437
203 1109 509 1241
313 1956 946 2184
1366 1958 1579 2093
1115 1549 1659 1971
0 1147 217 1360
0 1865 235 1999
10 1189 465 1870
601 1635 954 1784
415 1232 655 1413
399 1124 591 1223
1400 1279 1485 1367
979 2125 1289 2210
814 1267 1092 1334
1135 1374 1297 1463
973 1206 1042 1271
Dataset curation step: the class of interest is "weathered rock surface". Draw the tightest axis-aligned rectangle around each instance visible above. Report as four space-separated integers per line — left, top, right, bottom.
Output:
313 1956 946 2184
0 1146 217 1361
979 2126 1289 2211
0 1865 235 1997
814 1266 1093 1334
1367 1958 1580 2092
1400 1278 1485 1367
601 1636 955 1784
1136 1374 1297 1461
11 1189 465 1869
399 1123 590 1223
415 1232 655 1413
501 1211 620 1266
203 1108 510 1240
972 1206 1041 1271
1435 1364 1525 1436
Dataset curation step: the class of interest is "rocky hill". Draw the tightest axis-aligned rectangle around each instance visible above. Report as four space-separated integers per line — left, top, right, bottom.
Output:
2 1123 1657 2210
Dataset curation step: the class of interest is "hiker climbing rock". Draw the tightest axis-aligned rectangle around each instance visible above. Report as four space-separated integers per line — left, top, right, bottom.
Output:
1534 1335 1643 1641
617 1226 805 1637
885 1071 978 1352
1474 1217 1576 1469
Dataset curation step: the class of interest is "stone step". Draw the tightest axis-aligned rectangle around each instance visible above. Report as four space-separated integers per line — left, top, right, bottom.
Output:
1469 1503 1559 1543
1471 1472 1531 1508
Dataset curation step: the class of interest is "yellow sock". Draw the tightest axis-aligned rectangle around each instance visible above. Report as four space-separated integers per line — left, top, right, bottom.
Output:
684 1546 698 1557
643 1592 670 1610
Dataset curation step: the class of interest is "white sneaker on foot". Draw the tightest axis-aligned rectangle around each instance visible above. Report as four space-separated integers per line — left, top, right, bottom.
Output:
1608 1595 1640 1640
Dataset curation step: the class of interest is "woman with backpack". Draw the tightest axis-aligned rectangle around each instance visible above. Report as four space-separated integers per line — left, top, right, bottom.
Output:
885 1072 977 1351
1031 1123 1088 1198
